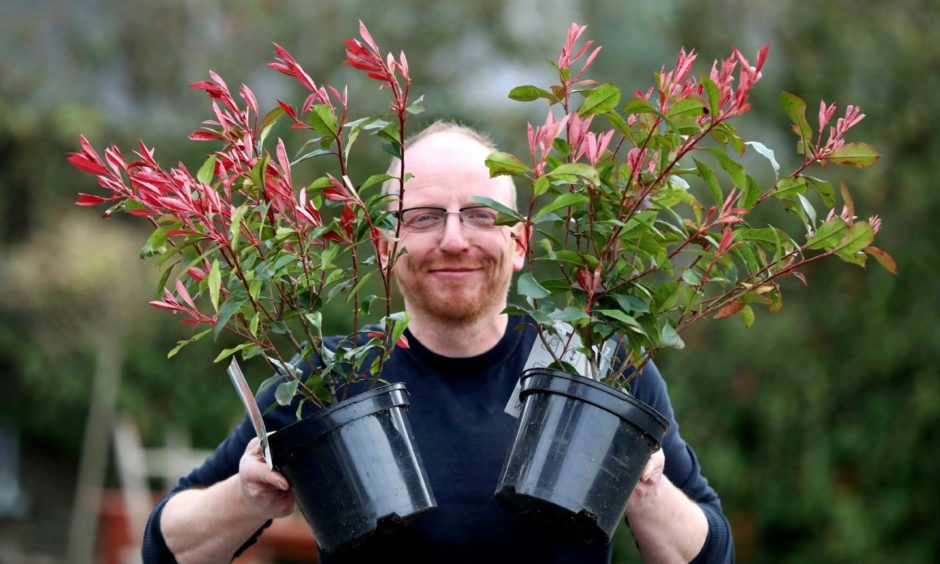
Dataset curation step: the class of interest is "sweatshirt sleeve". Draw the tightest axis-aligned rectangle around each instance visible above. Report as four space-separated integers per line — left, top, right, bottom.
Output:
141 417 271 563
631 361 735 564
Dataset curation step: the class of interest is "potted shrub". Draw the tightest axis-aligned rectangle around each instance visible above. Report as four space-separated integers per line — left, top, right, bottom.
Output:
480 24 893 542
68 22 436 553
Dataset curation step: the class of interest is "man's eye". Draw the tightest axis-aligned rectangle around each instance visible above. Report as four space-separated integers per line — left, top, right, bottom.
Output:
466 209 497 222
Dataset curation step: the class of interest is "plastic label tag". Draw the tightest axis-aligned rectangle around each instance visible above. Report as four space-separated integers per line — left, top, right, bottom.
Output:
227 358 273 469
504 321 616 418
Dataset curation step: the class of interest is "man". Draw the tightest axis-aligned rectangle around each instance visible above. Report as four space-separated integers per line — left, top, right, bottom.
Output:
143 122 733 563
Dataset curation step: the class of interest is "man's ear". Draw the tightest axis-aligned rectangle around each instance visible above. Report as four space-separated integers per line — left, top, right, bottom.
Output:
510 223 529 272
378 234 391 270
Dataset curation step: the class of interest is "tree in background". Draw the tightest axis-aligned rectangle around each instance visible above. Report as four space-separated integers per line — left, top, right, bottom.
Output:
0 0 937 561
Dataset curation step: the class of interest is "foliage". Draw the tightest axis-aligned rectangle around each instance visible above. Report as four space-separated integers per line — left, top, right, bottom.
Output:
486 23 892 389
69 22 421 409
2 2 938 561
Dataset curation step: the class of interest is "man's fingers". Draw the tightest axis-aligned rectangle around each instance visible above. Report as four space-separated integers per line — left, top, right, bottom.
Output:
265 471 290 491
641 448 665 481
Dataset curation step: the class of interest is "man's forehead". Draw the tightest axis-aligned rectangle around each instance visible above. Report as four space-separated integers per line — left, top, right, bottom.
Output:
405 133 490 165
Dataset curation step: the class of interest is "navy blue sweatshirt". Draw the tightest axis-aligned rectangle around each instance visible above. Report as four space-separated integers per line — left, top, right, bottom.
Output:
143 315 733 563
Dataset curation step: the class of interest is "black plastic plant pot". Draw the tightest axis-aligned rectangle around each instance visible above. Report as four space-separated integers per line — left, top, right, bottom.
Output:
495 368 669 543
267 382 436 554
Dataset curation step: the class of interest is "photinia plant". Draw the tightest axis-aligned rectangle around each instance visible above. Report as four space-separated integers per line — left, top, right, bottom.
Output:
69 22 423 410
483 23 894 386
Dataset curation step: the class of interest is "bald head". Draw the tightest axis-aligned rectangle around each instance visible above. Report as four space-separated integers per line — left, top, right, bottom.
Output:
383 121 517 211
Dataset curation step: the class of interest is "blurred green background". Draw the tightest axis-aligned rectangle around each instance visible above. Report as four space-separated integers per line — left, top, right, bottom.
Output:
1 0 937 562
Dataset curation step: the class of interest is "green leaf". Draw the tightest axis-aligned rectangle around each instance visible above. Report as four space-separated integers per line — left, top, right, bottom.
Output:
517 272 551 299
508 85 553 102
666 97 705 118
623 97 657 115
547 163 600 185
742 175 761 210
140 225 172 258
307 104 338 137
693 158 723 206
745 141 780 179
805 217 848 250
197 155 217 185
610 294 649 314
361 173 393 191
485 151 531 177
598 309 646 335
213 342 253 363
825 142 880 168
292 148 333 166
386 311 410 349
681 269 702 286
772 177 808 200
661 323 685 349
605 111 632 139
208 259 221 313
780 91 813 155
275 380 299 406
406 94 426 115
705 148 746 189
346 271 376 303
230 204 249 243
167 328 212 359
740 304 755 328
214 296 246 340
702 77 721 120
381 139 401 159
805 176 836 208
550 307 590 323
468 196 524 226
533 176 551 197
797 194 817 227
259 106 285 148
535 192 590 219
834 222 875 262
579 83 621 116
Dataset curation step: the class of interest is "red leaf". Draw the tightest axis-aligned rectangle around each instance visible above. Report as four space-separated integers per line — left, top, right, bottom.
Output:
324 174 350 202
396 334 410 349
357 20 380 53
714 301 746 320
175 279 197 310
187 267 206 282
148 300 180 312
75 193 109 206
240 84 258 115
276 99 297 121
67 153 108 175
189 130 222 141
718 227 735 252
341 203 355 238
864 245 898 275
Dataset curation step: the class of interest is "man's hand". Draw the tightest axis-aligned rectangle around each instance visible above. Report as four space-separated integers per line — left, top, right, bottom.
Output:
625 447 666 515
161 438 296 562
238 437 296 520
623 448 709 563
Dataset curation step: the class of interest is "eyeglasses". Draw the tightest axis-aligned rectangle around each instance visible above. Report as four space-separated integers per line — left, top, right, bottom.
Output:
397 206 500 232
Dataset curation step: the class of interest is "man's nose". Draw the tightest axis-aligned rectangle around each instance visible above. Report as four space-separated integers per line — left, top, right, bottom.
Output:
438 213 470 254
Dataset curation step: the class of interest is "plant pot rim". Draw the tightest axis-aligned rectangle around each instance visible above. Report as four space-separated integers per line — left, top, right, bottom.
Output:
520 367 668 445
269 382 409 453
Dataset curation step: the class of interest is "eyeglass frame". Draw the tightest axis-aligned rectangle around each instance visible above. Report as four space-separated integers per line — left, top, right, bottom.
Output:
396 205 503 233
